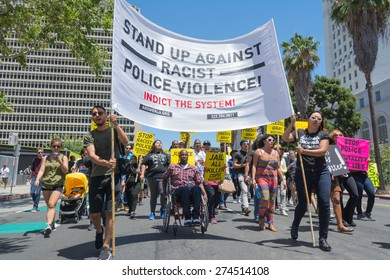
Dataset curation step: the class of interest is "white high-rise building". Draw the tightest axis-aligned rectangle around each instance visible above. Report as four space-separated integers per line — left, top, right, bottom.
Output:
322 0 390 143
0 29 141 148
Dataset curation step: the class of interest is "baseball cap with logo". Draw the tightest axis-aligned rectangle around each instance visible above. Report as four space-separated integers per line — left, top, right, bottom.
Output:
203 140 211 145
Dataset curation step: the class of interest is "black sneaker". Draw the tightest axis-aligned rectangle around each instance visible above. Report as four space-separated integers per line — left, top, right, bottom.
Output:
290 224 299 240
95 228 104 250
98 247 112 260
44 224 52 237
319 239 331 252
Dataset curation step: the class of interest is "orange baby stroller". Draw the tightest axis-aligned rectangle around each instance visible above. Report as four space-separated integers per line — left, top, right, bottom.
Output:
59 172 89 224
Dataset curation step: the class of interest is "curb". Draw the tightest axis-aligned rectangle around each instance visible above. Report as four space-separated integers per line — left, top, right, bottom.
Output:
0 193 31 202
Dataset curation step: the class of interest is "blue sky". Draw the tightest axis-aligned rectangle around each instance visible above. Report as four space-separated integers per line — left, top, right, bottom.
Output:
126 0 325 149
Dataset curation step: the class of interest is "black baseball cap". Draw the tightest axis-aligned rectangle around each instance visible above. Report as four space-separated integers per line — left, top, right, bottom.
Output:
203 140 211 145
240 140 249 146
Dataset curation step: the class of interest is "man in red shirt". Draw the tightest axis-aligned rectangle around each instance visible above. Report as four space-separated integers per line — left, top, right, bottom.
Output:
163 149 208 226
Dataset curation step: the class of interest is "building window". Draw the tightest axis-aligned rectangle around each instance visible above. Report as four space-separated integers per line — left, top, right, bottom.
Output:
361 121 370 140
359 98 364 108
378 116 388 143
355 82 359 89
375 91 381 102
354 70 357 77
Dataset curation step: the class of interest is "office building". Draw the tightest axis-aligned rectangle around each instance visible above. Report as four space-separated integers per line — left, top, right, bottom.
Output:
322 0 390 143
0 28 141 148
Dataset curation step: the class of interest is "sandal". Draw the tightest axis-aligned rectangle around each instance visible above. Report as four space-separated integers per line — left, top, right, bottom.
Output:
268 224 277 232
259 220 265 230
337 226 354 233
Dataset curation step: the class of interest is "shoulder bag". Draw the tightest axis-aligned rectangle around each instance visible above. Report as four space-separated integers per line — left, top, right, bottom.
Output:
218 179 236 193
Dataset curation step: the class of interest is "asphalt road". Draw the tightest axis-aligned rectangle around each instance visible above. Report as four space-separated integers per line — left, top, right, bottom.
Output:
1 195 389 261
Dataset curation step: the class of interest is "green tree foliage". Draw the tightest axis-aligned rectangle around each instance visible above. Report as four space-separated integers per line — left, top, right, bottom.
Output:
0 91 12 112
0 0 114 75
48 134 84 155
307 76 361 137
281 33 320 119
331 0 390 191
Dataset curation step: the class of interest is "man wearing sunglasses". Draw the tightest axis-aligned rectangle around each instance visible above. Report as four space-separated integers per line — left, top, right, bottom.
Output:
84 105 129 260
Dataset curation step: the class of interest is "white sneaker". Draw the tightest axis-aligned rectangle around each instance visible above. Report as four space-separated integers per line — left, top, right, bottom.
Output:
280 210 288 216
233 199 238 204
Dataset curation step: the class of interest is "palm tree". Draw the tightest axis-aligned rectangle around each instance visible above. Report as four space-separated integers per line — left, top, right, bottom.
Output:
281 33 320 119
331 0 390 192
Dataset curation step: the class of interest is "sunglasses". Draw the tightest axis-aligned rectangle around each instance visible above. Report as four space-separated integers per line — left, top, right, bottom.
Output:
52 145 61 148
125 147 131 150
310 116 323 121
334 134 343 137
37 152 44 154
92 111 104 117
266 138 275 142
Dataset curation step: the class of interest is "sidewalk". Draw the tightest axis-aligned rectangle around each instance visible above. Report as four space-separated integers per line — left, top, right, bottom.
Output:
2 184 389 201
0 183 31 201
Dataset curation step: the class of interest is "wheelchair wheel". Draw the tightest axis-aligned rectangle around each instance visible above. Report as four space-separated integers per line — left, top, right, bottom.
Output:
201 200 209 233
163 202 171 233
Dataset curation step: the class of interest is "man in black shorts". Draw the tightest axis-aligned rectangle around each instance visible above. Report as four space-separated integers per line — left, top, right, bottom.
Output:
84 105 129 260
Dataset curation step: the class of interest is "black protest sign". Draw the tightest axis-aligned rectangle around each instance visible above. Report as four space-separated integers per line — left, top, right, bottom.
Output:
325 145 349 176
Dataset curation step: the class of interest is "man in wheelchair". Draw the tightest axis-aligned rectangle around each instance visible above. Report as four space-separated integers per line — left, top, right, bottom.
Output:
163 149 208 226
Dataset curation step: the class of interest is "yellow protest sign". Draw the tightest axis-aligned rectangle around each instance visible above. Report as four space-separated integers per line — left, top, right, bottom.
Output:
216 131 232 143
180 132 192 145
295 121 308 131
133 131 154 158
368 162 380 187
266 120 285 136
242 127 257 140
169 148 195 165
204 152 226 182
91 120 110 131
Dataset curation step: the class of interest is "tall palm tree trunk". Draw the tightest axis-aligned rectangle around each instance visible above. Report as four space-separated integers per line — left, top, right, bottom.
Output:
365 73 386 192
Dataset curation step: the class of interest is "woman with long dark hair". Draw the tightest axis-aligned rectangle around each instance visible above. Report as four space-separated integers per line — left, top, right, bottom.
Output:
140 140 169 220
282 112 332 252
251 134 286 232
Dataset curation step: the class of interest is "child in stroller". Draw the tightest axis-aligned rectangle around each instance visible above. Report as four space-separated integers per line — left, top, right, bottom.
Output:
59 172 89 223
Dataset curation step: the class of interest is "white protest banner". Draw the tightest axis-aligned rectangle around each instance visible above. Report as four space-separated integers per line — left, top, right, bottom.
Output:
112 0 293 132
